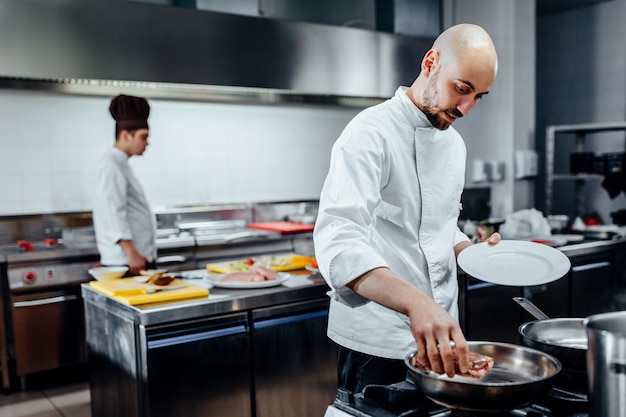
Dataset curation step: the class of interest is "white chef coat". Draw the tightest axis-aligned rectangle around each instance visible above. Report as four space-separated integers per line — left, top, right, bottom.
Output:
92 147 157 266
313 87 470 360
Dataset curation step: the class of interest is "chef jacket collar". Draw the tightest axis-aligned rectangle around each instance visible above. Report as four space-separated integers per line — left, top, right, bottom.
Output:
396 86 433 131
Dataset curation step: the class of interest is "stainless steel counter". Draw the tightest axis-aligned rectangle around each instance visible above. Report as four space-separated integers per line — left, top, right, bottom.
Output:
80 270 328 326
82 269 334 417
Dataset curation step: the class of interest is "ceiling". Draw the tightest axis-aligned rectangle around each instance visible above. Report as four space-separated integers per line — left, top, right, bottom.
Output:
537 0 616 16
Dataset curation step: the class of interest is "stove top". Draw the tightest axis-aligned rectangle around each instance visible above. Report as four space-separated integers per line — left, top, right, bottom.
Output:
325 373 589 417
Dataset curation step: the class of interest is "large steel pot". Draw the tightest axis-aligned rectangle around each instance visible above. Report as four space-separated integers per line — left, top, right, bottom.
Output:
404 341 561 412
585 311 626 417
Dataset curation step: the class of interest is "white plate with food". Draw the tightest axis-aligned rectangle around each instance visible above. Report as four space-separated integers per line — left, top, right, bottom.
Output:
457 240 571 286
205 271 292 289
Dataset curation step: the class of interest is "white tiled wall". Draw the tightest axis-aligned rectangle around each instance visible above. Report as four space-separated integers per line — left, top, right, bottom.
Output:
0 89 362 216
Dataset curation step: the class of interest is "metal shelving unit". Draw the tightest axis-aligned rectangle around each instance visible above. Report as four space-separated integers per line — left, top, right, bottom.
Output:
545 121 626 215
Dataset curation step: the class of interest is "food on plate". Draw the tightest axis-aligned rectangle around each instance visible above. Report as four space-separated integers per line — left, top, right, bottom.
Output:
412 350 495 378
146 271 175 286
221 265 278 283
226 255 293 271
290 255 317 265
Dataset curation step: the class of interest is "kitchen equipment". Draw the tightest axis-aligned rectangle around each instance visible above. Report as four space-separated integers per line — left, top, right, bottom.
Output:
547 214 569 233
326 360 588 417
2 253 99 389
585 310 626 417
515 297 588 374
404 341 561 411
248 221 315 233
569 152 595 174
83 281 334 417
457 240 571 286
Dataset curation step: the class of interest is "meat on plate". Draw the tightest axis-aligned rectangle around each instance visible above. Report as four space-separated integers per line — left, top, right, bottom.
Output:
221 265 279 282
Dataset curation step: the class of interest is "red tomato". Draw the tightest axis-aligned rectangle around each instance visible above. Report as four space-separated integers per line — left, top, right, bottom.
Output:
245 258 255 265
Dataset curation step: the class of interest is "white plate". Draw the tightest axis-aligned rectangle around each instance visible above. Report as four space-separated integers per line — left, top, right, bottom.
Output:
88 266 128 281
205 272 291 289
457 240 571 286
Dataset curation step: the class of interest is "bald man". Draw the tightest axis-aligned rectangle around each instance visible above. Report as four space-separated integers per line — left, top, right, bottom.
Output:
314 24 501 393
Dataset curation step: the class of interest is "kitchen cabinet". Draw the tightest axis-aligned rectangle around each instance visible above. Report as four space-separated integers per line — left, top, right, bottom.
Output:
83 277 334 417
459 273 523 344
145 313 252 417
545 121 626 216
561 240 626 318
252 299 336 417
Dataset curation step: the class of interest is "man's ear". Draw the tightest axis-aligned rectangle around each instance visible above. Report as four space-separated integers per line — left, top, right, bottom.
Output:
422 49 439 76
119 129 131 142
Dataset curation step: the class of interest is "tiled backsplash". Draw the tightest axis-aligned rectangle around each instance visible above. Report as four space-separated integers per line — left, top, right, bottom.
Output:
0 89 361 216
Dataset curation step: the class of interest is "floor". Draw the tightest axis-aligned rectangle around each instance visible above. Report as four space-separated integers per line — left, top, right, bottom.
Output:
0 367 90 417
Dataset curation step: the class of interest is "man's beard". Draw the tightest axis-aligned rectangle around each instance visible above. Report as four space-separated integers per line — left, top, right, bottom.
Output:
421 73 463 131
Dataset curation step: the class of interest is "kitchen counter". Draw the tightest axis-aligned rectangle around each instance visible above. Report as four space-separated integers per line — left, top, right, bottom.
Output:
81 268 328 326
82 268 334 417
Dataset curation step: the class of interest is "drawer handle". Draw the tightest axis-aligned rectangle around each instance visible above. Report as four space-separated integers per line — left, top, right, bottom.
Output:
571 261 611 272
14 295 78 308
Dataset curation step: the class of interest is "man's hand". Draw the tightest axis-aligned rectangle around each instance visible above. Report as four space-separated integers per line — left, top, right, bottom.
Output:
347 267 469 378
486 232 501 244
408 299 469 378
126 251 148 275
118 239 148 275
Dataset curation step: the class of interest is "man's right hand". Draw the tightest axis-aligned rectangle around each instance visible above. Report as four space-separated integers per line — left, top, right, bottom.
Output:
407 300 469 378
126 251 148 275
118 239 148 275
347 267 469 378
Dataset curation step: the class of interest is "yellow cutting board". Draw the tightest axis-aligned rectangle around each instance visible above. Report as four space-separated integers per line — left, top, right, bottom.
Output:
89 278 209 305
206 254 315 274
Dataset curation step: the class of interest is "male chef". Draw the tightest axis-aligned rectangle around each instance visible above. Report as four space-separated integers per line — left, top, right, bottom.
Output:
93 94 157 275
314 23 500 392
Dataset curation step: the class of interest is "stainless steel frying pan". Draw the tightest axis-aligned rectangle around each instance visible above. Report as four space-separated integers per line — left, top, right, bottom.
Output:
514 297 587 373
404 341 561 412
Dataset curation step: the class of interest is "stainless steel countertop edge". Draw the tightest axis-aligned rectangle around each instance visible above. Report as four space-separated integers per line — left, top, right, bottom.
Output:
81 279 330 327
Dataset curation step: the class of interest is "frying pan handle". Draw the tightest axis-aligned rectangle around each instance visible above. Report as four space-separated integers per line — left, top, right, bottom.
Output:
513 297 550 320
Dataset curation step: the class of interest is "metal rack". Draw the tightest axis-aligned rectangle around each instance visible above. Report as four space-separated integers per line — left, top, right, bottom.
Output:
545 121 626 215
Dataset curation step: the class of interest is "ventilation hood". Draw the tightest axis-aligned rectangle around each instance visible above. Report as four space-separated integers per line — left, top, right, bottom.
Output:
0 0 433 105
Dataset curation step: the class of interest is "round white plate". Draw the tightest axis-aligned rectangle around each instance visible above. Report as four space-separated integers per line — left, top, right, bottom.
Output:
205 272 291 289
457 240 571 286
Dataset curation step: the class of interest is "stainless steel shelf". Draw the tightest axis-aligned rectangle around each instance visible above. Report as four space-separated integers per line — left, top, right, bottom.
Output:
545 121 626 215
552 173 604 180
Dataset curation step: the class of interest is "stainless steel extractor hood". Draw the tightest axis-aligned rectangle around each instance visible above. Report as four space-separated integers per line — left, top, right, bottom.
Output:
0 0 433 105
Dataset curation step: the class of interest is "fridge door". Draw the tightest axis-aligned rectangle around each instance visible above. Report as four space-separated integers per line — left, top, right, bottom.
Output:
145 313 252 417
252 299 336 417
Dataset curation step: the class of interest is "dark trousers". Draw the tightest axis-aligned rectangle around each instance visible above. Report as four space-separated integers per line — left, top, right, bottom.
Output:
337 345 408 394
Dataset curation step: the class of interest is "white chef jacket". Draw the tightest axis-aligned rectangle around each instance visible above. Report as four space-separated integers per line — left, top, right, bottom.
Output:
313 87 470 360
92 147 157 266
